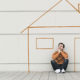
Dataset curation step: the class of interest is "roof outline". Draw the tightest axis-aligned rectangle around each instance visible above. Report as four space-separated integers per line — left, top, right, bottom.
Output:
20 0 80 72
21 0 80 33
20 0 62 33
66 0 80 14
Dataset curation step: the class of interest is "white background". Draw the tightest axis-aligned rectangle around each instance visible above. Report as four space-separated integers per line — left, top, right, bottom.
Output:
0 0 80 71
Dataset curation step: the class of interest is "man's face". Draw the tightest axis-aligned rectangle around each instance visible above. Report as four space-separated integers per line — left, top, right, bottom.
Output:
58 44 64 50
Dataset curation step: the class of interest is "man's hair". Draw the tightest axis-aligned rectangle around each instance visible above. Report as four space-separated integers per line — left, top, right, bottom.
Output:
58 43 65 48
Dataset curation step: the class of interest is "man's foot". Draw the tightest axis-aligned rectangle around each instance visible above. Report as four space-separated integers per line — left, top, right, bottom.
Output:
61 69 65 73
55 69 60 73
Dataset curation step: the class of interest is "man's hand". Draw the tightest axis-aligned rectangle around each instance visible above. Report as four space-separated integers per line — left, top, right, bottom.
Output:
58 48 61 54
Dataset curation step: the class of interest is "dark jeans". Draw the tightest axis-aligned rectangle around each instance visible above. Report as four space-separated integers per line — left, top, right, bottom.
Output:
51 59 69 70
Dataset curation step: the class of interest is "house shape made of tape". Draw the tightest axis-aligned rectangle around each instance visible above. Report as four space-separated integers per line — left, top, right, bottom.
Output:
21 0 80 72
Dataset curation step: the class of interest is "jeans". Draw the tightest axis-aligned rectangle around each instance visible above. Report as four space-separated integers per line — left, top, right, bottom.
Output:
51 59 69 70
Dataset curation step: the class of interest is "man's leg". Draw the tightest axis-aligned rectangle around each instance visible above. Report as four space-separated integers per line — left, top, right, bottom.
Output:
61 59 69 70
51 60 60 70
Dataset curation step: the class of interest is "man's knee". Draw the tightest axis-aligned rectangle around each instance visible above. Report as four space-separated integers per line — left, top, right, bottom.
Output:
64 59 69 63
51 60 56 64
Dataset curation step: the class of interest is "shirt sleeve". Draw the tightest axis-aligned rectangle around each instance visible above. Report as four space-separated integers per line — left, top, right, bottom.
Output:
52 51 60 60
61 51 68 59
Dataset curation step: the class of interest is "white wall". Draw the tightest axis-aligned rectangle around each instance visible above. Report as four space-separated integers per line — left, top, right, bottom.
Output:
29 28 80 71
0 0 80 71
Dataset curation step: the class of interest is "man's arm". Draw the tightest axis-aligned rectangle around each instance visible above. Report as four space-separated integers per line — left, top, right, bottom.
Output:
52 51 60 60
61 51 68 59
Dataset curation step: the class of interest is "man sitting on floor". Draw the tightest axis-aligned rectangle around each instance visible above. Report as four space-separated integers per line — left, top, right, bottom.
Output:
51 43 69 73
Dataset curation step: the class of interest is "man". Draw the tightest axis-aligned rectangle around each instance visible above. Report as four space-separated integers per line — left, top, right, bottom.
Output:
51 43 69 73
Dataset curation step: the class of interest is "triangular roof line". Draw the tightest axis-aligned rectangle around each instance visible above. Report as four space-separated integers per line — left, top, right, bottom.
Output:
21 0 62 33
21 0 80 33
66 0 80 14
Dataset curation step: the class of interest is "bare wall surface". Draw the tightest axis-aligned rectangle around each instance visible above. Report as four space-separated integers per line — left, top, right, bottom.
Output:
0 0 80 71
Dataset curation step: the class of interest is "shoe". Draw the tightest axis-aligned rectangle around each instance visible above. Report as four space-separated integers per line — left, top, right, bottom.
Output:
61 69 65 73
55 69 60 73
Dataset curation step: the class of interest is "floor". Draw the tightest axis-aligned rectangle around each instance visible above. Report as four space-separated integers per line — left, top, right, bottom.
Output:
0 71 80 80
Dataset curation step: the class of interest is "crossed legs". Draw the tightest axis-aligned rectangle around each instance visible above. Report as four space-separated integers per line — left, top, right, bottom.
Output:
51 59 69 71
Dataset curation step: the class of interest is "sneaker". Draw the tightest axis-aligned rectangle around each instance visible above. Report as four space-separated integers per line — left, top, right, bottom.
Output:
61 69 65 73
55 69 60 73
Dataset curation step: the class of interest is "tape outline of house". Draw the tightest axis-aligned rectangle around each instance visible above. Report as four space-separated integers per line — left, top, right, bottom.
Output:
21 0 80 72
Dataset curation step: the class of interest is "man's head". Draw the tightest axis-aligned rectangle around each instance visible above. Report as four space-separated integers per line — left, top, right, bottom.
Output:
58 43 65 51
